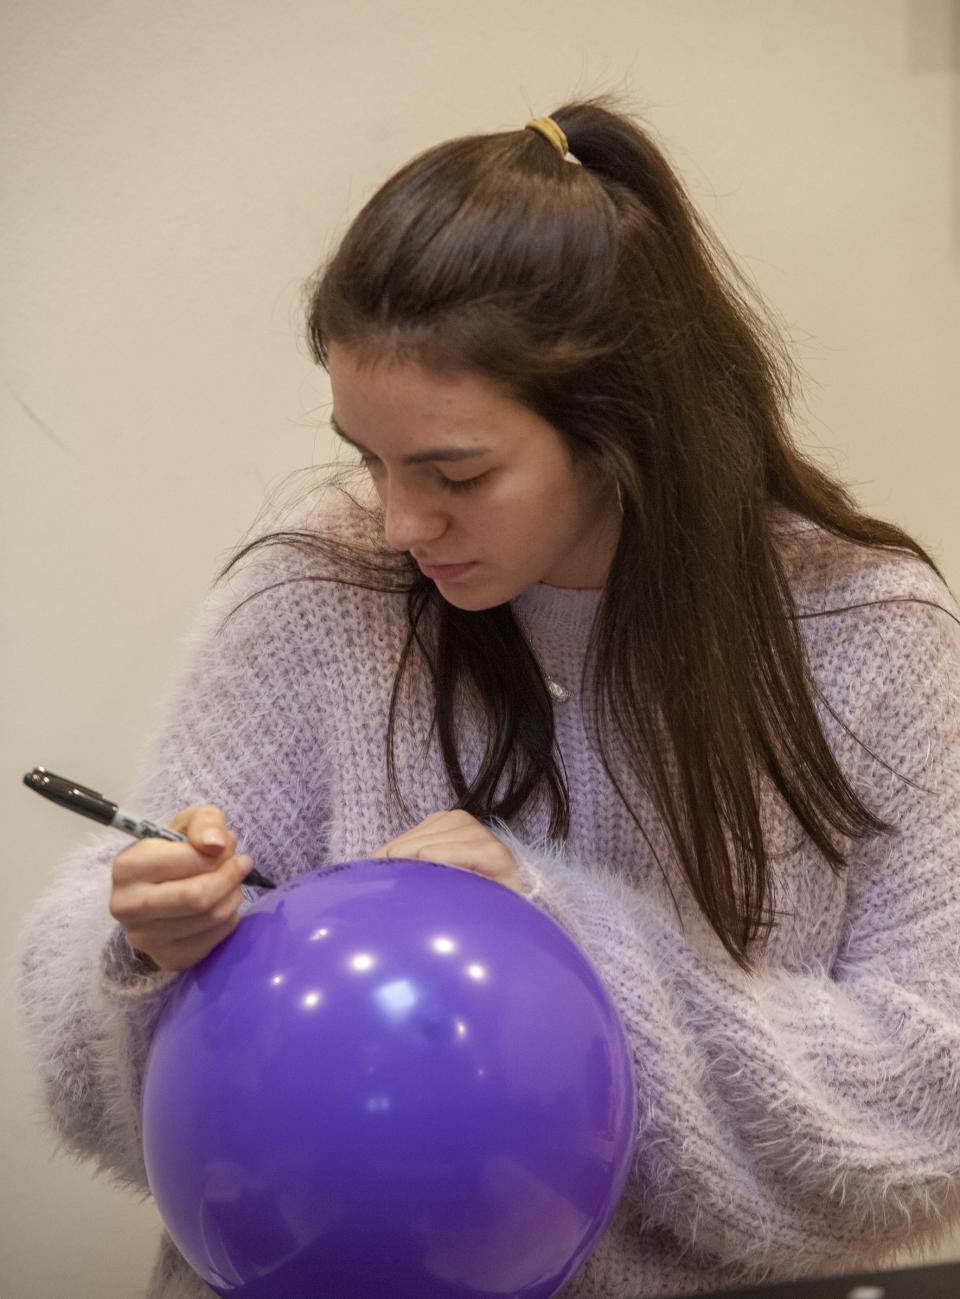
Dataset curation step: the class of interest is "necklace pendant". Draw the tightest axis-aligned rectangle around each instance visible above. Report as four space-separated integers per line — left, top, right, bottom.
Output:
545 675 570 704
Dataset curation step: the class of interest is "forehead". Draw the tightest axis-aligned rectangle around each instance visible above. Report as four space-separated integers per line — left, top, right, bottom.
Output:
329 343 502 410
327 343 552 453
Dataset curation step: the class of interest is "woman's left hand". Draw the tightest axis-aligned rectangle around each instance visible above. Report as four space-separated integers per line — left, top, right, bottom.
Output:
372 810 525 894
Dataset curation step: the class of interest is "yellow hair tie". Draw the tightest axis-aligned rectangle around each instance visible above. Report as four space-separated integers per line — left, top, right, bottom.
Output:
525 116 569 159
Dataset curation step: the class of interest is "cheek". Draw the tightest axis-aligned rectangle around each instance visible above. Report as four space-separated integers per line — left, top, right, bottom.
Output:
466 486 556 550
488 458 572 517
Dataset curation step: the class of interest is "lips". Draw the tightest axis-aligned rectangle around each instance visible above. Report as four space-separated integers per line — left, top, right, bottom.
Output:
417 561 475 581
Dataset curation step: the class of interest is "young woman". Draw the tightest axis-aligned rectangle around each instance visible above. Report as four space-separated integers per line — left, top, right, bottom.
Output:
20 101 960 1297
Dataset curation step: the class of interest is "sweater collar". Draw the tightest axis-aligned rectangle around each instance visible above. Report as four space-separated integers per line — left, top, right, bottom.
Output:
511 583 603 698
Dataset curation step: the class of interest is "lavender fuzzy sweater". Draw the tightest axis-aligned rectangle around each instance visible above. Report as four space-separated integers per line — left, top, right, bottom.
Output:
19 492 960 1297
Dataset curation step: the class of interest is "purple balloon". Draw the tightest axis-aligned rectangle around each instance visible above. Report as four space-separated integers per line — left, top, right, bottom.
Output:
142 859 635 1298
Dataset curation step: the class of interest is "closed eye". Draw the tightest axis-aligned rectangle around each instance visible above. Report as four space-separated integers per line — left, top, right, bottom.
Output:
357 452 488 493
439 472 488 493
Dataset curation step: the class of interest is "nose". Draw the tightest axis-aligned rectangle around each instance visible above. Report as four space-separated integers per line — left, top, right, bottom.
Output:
381 480 448 553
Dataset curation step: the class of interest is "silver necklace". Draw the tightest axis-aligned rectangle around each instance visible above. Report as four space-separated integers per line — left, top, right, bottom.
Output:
545 675 570 704
513 605 570 704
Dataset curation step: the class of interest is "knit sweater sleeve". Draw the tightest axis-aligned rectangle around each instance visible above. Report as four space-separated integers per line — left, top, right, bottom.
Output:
507 575 960 1280
18 547 337 1192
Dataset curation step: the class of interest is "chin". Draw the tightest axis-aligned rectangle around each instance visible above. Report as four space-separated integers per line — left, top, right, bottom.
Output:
434 577 523 612
436 590 504 612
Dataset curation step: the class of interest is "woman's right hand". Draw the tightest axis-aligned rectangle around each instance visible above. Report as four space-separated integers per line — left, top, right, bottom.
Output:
110 805 253 972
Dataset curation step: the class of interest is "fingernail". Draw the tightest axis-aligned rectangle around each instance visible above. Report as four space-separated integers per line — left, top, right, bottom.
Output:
200 828 227 848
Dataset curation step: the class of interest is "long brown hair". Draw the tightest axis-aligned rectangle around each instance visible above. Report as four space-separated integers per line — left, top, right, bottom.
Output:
233 99 942 968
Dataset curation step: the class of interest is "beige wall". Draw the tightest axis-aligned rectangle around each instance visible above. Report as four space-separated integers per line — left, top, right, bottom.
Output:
2 1 958 1293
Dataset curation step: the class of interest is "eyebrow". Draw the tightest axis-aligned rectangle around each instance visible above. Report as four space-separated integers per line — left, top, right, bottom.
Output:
329 416 490 465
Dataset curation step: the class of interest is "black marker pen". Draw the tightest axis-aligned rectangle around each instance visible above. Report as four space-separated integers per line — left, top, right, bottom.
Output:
23 766 275 890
